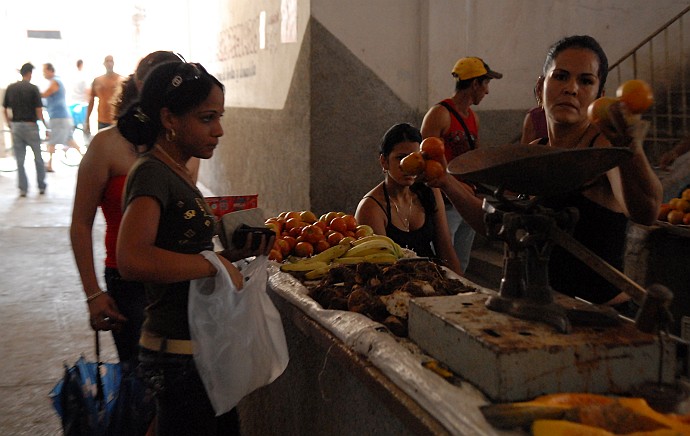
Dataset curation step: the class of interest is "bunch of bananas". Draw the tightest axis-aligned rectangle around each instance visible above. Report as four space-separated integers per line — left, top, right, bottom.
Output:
279 235 405 279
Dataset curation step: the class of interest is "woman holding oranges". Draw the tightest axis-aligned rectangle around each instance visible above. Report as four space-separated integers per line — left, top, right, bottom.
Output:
534 35 662 309
355 123 463 275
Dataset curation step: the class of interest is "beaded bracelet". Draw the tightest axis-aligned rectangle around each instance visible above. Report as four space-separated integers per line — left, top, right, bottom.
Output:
86 290 106 303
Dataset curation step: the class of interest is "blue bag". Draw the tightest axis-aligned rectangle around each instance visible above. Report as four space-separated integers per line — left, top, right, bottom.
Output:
49 332 122 436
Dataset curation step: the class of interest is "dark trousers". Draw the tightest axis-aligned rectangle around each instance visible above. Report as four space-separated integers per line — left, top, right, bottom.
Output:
105 267 147 369
139 348 240 436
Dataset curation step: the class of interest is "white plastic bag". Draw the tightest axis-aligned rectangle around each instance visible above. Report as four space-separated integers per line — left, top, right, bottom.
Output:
189 252 289 416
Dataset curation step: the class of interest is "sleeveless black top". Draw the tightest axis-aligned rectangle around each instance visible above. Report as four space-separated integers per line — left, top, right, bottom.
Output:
365 183 437 258
538 135 629 304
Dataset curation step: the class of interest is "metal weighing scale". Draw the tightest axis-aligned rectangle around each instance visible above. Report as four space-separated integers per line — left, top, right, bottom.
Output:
408 144 677 402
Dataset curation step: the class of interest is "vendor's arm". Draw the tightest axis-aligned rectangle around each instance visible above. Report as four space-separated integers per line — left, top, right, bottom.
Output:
420 105 450 139
355 193 388 237
426 174 485 234
430 188 463 275
117 196 244 288
597 105 662 225
70 134 126 328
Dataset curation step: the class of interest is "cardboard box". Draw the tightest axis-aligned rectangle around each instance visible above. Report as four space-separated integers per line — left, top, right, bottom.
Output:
204 195 258 218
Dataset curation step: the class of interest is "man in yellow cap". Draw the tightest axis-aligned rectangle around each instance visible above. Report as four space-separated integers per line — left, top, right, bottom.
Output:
421 56 502 273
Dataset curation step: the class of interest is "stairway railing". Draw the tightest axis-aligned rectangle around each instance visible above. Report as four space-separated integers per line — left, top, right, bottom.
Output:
608 4 690 164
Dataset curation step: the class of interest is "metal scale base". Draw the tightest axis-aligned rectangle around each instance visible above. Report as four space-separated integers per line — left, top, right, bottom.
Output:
409 292 676 402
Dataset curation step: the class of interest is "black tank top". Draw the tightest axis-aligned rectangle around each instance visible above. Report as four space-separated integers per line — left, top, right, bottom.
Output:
365 183 437 258
539 134 629 303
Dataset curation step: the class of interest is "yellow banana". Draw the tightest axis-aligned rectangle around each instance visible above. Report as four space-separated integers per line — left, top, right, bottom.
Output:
332 256 365 265
363 253 398 264
304 264 334 280
343 240 396 258
352 234 397 247
280 260 329 272
308 243 350 263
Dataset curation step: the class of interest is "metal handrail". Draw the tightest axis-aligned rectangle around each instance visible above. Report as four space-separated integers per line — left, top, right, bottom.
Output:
609 4 690 71
607 5 690 165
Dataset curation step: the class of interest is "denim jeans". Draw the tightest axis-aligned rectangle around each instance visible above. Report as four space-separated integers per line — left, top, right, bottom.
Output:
445 203 476 273
10 122 46 193
105 267 147 368
138 348 240 436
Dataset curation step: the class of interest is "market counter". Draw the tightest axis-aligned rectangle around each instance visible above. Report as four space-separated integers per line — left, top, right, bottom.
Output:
236 267 518 436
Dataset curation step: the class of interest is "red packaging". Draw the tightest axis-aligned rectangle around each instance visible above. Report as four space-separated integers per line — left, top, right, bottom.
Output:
204 195 258 218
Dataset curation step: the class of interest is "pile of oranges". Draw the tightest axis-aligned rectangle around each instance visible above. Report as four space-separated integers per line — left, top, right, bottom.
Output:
658 189 690 225
265 210 374 262
400 137 447 180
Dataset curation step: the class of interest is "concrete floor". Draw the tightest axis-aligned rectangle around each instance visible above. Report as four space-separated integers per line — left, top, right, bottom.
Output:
0 152 118 435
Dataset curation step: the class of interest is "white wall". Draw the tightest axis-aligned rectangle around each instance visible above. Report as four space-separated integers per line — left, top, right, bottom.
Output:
314 0 690 111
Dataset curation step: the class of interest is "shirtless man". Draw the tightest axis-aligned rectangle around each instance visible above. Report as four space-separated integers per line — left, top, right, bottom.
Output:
85 55 123 134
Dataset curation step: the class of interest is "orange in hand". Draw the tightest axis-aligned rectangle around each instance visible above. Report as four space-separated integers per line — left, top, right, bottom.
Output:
420 137 445 162
616 79 654 114
400 151 426 176
424 159 446 180
587 96 617 127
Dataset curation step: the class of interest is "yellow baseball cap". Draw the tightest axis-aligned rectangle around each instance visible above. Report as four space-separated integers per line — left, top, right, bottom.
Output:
452 57 502 80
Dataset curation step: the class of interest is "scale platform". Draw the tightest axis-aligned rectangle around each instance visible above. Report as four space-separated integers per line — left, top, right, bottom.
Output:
408 292 676 402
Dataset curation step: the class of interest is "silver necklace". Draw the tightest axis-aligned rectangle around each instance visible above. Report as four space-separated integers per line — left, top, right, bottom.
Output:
391 197 412 231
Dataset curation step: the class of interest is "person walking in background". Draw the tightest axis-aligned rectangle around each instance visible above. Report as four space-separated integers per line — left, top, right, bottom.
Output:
69 59 90 131
421 56 502 273
2 63 47 197
41 63 82 172
86 55 123 134
117 61 272 435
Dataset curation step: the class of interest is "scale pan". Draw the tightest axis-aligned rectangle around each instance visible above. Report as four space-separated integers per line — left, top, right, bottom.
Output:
447 144 632 197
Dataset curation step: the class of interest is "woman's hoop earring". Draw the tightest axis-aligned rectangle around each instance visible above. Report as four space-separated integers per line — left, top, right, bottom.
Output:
165 128 177 143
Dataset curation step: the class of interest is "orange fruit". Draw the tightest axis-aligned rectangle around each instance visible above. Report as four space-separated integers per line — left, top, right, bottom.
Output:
314 240 331 253
275 238 291 257
329 216 348 234
669 198 681 209
354 224 374 238
294 241 314 257
683 213 690 225
667 209 685 225
322 211 340 226
616 79 654 114
281 235 297 250
424 159 446 180
400 151 426 176
676 199 690 213
682 189 690 201
313 220 327 232
301 224 324 243
658 203 672 221
269 249 283 262
327 231 344 246
587 96 617 127
420 137 445 162
299 210 317 223
284 217 303 231
285 211 302 220
342 214 357 231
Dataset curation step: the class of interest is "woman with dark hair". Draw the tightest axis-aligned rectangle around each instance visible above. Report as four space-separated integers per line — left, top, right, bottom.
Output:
534 35 661 308
116 61 272 435
355 123 462 275
70 51 183 369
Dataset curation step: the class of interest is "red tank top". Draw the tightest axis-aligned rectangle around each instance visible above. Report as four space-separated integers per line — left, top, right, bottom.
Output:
439 98 478 161
100 175 126 269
